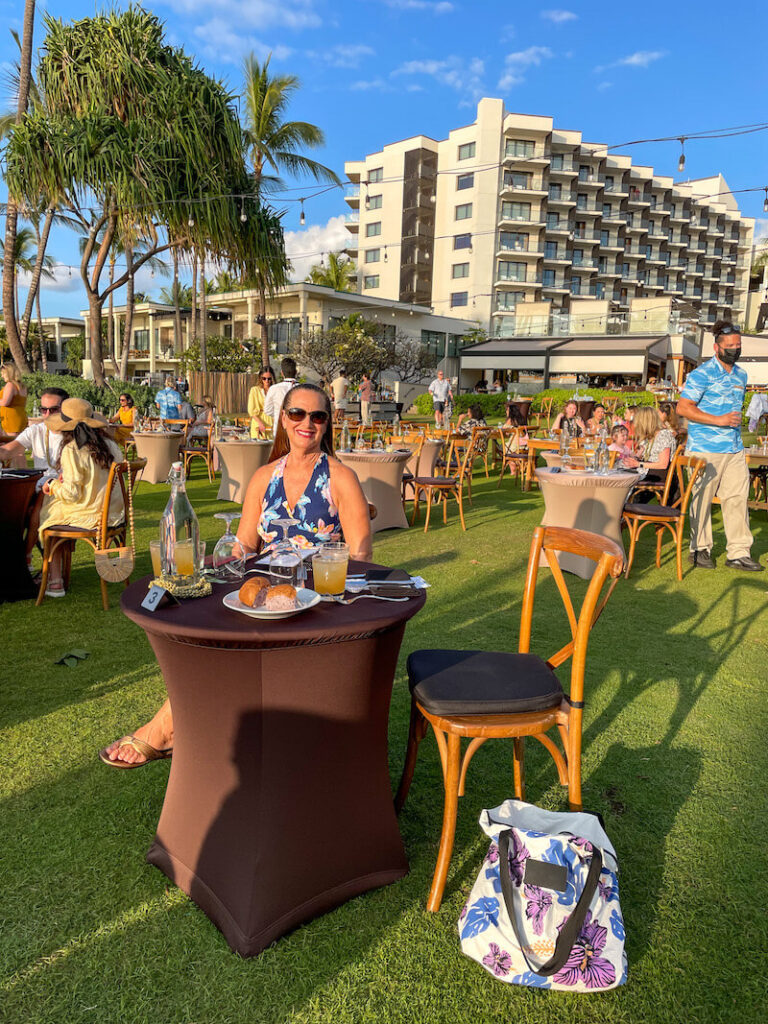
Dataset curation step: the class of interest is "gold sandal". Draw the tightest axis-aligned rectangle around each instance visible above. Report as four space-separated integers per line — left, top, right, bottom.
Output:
98 735 173 769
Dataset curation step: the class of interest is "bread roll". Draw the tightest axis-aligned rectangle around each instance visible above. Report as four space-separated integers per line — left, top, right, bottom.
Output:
239 576 270 607
264 583 297 610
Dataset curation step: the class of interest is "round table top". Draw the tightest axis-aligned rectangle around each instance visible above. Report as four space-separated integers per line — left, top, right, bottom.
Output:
214 439 273 447
134 431 183 439
121 561 425 648
535 467 638 487
337 450 412 463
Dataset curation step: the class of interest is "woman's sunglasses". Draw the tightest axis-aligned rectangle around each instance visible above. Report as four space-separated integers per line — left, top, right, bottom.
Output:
261 376 273 383
285 407 329 425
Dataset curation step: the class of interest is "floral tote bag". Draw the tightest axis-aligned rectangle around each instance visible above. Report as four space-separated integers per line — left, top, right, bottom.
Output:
459 799 627 992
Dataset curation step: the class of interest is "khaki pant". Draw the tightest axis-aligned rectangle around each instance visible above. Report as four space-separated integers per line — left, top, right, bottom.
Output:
688 450 753 559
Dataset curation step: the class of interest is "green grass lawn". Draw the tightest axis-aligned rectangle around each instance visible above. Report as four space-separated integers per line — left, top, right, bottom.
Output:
2 466 767 1023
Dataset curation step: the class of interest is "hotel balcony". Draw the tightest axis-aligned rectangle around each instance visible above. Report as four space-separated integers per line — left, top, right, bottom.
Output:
345 212 359 232
344 185 360 208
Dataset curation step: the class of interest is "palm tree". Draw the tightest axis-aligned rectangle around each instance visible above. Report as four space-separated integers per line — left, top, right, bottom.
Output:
305 252 357 292
1 226 35 318
241 52 341 365
159 281 193 306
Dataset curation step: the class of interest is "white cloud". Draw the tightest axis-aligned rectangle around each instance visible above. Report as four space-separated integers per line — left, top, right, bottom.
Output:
350 77 392 92
307 44 375 68
381 0 454 12
595 50 668 73
597 81 612 91
157 0 322 31
754 219 768 242
541 9 578 23
192 19 292 64
18 265 83 295
498 46 553 90
500 24 516 43
392 56 485 103
284 214 352 281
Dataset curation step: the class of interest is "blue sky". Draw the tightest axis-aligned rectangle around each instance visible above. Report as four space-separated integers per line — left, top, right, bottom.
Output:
2 0 767 320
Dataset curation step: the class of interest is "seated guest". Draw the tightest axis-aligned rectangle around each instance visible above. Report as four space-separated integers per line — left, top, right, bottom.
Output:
38 398 124 598
658 400 684 442
178 397 196 422
110 393 137 444
503 405 526 429
474 379 487 393
187 395 216 441
552 400 585 437
621 406 676 479
0 363 29 436
100 382 372 767
456 404 487 436
586 403 608 435
608 424 633 458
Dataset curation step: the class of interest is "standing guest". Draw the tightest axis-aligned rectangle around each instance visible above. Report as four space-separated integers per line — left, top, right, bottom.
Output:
38 398 124 598
331 368 350 423
0 387 68 563
188 395 216 441
586 403 608 435
247 366 274 438
0 363 29 435
264 357 299 437
428 369 453 429
110 393 138 444
155 376 183 420
677 321 761 571
552 400 585 438
358 372 374 426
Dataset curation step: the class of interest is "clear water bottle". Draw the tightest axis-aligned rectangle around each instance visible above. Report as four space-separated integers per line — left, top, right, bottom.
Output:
340 421 351 451
213 414 223 441
159 461 201 594
392 412 401 437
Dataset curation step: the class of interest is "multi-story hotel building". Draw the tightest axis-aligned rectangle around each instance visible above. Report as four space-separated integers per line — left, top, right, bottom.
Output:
344 98 754 339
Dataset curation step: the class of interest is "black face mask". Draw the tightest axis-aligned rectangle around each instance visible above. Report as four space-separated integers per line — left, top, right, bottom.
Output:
717 345 741 365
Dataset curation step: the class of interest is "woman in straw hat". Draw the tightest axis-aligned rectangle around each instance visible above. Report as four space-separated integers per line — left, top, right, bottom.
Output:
39 397 124 597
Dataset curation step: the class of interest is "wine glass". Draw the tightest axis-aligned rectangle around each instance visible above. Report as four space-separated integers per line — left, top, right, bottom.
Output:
267 517 302 587
212 511 245 581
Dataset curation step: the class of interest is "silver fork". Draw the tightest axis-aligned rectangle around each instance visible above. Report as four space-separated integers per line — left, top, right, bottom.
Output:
321 594 410 604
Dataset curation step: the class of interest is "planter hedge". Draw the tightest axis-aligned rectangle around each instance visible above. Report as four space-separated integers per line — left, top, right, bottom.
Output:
21 372 157 415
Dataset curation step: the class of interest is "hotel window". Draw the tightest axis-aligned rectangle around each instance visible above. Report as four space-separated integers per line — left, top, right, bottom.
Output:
594 282 605 299
366 222 381 237
548 183 562 200
450 291 469 307
505 139 535 158
551 153 564 170
604 175 615 192
570 277 582 295
598 257 607 273
578 165 593 182
368 167 383 183
455 203 473 221
545 241 559 258
363 275 380 289
452 263 470 278
542 268 556 286
504 170 532 190
602 203 612 217
622 263 630 277
502 201 531 221
134 329 149 349
546 212 560 229
454 233 471 250
365 249 380 263
576 194 588 210
497 261 526 282
600 230 610 245
572 248 584 265
574 221 587 238
457 173 474 190
458 142 476 160
368 194 382 210
500 231 528 251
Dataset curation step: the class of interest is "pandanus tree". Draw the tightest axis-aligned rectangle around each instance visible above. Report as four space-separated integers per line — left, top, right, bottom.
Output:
241 53 340 366
5 7 289 384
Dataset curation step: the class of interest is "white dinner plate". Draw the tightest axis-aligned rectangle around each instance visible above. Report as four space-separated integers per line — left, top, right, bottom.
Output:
223 587 321 620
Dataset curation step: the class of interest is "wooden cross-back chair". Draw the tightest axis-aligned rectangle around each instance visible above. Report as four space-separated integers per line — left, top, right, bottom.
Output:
529 395 554 431
181 422 215 482
411 432 483 531
622 449 705 581
36 457 147 610
162 418 190 440
395 525 624 911
496 426 531 487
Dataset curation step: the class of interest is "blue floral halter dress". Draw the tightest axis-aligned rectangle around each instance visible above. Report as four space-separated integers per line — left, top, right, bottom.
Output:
257 452 341 551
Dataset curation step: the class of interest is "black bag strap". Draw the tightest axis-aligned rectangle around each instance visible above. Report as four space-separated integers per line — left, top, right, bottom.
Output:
498 828 602 976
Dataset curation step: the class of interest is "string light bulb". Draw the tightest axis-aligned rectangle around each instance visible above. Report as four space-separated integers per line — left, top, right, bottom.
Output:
677 138 686 174
763 188 768 213
299 199 305 226
240 199 247 223
188 215 195 228
383 246 388 263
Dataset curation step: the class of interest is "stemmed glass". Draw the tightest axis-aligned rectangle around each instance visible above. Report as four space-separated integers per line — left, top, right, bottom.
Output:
268 517 302 587
212 511 245 581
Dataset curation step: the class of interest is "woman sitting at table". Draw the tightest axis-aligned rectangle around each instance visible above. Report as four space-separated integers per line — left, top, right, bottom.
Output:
621 406 676 479
455 404 487 436
552 400 585 438
659 401 685 445
586 403 608 435
110 393 137 444
39 398 124 598
100 382 373 768
187 395 216 442
247 366 275 438
0 363 29 436
503 405 525 429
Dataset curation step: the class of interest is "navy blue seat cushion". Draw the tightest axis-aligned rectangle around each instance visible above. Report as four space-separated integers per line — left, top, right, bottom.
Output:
407 649 563 716
623 503 680 518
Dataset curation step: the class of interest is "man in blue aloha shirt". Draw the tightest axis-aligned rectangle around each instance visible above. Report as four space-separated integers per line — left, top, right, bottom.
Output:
155 377 183 420
677 321 762 571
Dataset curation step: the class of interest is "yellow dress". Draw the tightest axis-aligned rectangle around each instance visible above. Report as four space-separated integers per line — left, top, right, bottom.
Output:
247 386 272 438
39 439 125 532
0 389 28 434
113 406 137 444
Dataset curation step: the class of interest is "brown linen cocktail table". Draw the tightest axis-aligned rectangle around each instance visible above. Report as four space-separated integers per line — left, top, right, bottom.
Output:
0 469 43 602
132 432 184 484
121 567 425 956
214 440 273 503
337 451 412 531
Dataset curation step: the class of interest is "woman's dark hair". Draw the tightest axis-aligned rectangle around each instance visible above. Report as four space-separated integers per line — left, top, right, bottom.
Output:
120 393 134 408
57 424 117 472
506 405 524 426
469 404 485 421
592 403 605 414
269 383 335 463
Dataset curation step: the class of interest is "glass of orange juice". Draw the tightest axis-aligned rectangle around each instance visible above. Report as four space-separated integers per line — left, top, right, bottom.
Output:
312 543 349 597
149 540 163 577
174 538 196 576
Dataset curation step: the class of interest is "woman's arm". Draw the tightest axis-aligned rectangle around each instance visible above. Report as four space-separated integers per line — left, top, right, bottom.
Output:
552 412 564 429
236 463 274 552
330 461 373 561
47 445 84 503
0 382 16 407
